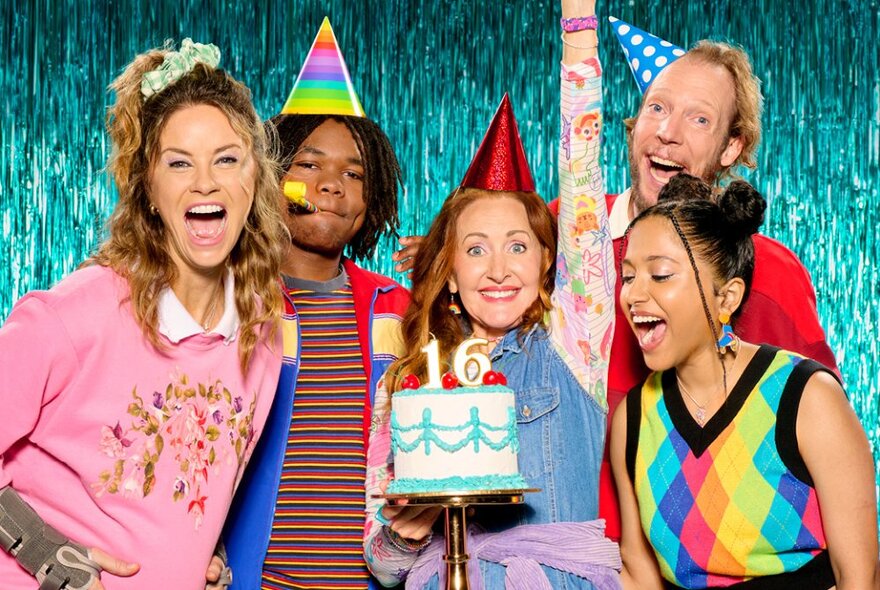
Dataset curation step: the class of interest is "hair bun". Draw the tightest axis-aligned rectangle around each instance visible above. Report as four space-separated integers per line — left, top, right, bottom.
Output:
718 180 765 237
657 173 712 204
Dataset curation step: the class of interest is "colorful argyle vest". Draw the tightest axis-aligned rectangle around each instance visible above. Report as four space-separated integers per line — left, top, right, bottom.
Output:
626 346 835 589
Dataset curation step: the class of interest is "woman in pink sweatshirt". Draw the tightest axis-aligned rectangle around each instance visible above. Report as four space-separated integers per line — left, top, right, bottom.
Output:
0 39 286 589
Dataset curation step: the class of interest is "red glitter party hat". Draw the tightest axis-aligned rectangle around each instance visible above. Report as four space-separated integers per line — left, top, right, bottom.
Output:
459 94 536 192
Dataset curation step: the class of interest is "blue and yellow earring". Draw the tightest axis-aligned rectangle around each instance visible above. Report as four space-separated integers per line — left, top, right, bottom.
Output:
717 312 739 354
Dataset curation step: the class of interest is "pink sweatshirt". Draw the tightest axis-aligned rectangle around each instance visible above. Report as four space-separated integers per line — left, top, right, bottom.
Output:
0 265 281 589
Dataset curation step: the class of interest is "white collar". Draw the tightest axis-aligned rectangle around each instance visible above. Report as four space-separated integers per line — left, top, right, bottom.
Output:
157 270 238 344
610 188 634 240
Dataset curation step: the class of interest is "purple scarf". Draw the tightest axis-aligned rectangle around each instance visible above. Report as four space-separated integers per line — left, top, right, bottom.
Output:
405 520 622 590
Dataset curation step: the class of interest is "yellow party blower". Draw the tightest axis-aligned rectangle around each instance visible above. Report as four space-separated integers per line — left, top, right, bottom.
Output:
284 181 319 213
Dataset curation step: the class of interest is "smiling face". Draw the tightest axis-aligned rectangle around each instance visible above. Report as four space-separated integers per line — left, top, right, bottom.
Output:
620 215 721 372
629 56 744 214
148 103 255 281
448 196 544 341
280 119 366 259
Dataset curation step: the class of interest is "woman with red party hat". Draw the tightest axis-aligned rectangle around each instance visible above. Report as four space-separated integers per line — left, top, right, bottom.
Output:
362 0 621 586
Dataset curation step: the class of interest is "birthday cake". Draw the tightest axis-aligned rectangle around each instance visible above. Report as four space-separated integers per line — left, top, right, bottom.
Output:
387 370 528 494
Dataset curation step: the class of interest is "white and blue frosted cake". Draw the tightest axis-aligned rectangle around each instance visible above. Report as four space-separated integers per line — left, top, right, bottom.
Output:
387 382 528 494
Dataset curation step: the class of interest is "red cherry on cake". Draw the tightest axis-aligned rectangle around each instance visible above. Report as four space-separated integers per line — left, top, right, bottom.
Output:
441 372 459 389
497 372 508 386
482 371 500 386
401 374 421 390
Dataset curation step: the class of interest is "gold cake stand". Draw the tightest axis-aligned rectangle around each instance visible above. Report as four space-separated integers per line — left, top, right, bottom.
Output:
380 488 540 590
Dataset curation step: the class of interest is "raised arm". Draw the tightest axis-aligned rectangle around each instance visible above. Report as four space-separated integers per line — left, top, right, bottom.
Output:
550 0 615 408
562 0 598 64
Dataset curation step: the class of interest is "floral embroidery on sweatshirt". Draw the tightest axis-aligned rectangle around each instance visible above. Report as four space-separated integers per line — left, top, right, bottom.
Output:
92 373 257 529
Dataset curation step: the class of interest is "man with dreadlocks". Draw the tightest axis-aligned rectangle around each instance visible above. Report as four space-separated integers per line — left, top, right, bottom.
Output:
220 19 409 590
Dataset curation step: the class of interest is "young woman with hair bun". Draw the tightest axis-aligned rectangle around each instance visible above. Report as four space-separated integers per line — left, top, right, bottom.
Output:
613 173 878 589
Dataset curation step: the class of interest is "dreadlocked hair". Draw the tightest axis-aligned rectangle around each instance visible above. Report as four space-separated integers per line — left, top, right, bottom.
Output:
267 114 402 260
384 188 557 395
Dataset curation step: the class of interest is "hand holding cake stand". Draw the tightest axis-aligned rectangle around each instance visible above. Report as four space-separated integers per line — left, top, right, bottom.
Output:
380 487 539 590
380 338 539 590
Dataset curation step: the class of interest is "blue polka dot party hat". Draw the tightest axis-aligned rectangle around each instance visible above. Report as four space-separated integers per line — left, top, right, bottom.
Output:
609 16 687 94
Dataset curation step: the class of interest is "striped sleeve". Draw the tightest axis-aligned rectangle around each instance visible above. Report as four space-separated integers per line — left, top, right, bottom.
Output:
363 378 418 586
549 57 616 410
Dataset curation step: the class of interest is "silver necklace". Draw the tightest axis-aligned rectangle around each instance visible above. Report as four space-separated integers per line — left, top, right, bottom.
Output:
676 377 710 427
200 282 223 332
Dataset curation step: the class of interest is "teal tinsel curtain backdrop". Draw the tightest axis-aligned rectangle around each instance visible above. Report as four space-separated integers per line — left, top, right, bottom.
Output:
2 0 879 493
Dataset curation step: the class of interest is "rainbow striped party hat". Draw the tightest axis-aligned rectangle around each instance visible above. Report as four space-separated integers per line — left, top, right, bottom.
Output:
280 17 366 116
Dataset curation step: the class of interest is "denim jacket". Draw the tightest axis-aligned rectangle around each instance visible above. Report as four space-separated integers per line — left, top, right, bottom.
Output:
486 326 606 529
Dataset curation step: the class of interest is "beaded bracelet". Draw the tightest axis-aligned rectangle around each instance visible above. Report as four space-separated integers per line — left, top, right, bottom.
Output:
560 15 598 32
382 525 433 554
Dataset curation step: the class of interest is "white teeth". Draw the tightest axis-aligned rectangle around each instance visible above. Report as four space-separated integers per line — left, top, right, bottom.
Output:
649 156 684 168
633 315 663 324
483 290 518 299
188 204 224 214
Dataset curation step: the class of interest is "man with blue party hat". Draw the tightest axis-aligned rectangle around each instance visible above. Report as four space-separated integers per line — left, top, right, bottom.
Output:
221 17 409 590
572 11 837 544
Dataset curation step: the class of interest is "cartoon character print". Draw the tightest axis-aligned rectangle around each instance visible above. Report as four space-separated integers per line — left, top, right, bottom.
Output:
572 112 601 143
556 252 569 282
569 195 600 244
568 110 603 193
577 339 592 365
571 207 599 240
560 114 573 161
571 279 591 314
92 374 257 529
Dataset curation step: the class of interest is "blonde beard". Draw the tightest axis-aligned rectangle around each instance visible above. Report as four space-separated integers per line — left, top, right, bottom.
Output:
627 150 729 216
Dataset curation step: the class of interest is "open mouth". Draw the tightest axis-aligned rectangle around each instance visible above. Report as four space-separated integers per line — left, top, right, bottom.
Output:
185 204 227 240
647 156 685 186
632 313 667 350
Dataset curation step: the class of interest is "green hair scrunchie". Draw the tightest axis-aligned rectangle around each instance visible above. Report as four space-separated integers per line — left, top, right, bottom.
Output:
140 38 221 99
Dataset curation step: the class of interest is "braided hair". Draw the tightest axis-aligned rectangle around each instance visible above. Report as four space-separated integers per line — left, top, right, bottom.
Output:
622 173 766 388
623 173 766 320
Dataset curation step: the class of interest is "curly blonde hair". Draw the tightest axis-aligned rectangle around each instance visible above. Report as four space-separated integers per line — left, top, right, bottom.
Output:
89 43 287 372
384 188 557 394
626 40 764 182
